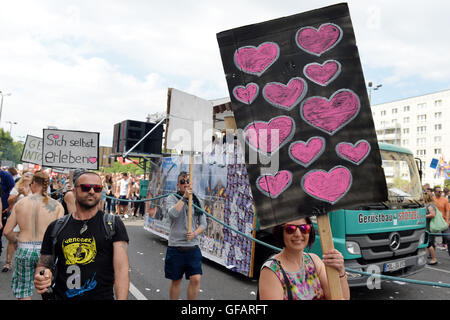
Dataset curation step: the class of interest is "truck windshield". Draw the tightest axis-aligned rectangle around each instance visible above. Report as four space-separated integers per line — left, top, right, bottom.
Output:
380 150 422 202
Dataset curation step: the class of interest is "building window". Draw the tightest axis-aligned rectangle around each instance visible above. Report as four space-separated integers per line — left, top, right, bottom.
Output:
435 148 442 155
416 138 426 146
404 105 410 112
434 136 442 143
417 126 426 134
402 139 409 145
381 110 386 116
416 149 426 156
403 117 410 123
417 114 426 122
403 128 409 134
392 119 397 124
435 124 442 131
435 112 442 119
418 103 427 109
435 100 442 107
392 108 398 114
381 121 387 127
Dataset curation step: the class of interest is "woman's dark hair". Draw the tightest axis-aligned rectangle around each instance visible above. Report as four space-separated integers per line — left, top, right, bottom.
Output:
272 217 316 249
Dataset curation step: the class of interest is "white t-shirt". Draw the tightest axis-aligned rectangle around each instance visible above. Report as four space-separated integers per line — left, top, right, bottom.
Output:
119 178 130 196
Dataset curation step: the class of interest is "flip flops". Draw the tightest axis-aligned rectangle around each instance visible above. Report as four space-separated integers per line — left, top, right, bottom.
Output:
427 261 438 266
1 264 11 272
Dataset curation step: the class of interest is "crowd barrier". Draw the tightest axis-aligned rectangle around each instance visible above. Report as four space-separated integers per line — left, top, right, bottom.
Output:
96 192 450 289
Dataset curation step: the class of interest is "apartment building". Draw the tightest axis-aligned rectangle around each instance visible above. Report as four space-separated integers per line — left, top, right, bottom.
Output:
371 89 450 187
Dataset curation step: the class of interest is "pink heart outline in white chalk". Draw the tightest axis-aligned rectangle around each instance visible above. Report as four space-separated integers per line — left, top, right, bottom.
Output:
88 157 97 164
234 42 280 77
295 23 343 57
262 77 308 111
243 115 295 155
303 60 342 87
336 140 371 165
300 89 361 136
232 83 259 105
256 170 293 199
288 136 326 168
301 165 352 204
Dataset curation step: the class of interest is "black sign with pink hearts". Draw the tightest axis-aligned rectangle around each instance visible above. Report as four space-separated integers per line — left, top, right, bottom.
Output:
217 3 387 229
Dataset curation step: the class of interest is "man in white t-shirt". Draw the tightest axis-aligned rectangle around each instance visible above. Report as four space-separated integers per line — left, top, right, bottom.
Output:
116 172 131 219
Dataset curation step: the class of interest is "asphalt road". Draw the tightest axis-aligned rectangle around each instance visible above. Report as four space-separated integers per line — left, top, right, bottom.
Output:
0 219 449 301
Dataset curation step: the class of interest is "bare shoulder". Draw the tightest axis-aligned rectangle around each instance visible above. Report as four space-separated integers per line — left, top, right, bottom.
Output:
44 197 63 213
307 252 325 268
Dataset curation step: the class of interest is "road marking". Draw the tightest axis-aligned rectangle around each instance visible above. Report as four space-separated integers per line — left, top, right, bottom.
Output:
425 266 450 274
129 282 148 300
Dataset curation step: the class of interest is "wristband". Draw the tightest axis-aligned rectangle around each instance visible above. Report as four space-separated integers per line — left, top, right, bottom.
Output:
339 272 347 278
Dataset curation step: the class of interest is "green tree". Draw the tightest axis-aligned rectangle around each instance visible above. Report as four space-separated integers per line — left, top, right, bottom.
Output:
101 158 144 176
0 128 24 165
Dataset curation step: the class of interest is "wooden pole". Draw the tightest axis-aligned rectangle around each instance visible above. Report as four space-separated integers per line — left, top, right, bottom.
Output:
69 171 74 190
316 213 343 300
187 153 194 234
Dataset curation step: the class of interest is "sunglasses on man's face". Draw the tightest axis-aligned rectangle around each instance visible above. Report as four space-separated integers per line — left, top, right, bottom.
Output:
284 224 311 235
78 184 103 193
179 179 190 185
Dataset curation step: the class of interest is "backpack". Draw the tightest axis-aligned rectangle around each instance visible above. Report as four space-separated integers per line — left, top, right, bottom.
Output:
48 212 116 283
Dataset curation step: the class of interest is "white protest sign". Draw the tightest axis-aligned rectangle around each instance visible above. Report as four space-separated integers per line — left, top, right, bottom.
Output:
166 88 214 153
42 129 100 170
21 135 43 165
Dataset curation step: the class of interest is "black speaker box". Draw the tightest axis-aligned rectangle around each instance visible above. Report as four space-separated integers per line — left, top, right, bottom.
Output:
112 120 164 155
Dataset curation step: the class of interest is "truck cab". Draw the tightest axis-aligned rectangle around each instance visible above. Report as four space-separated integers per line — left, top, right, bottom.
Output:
255 143 428 286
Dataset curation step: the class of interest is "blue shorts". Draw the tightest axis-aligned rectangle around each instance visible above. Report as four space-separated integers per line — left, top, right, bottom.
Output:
165 246 203 280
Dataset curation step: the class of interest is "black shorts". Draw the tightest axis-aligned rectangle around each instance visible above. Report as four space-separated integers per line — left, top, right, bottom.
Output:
118 196 128 206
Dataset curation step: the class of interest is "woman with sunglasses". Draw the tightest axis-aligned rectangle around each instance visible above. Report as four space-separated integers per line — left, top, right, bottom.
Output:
258 217 350 300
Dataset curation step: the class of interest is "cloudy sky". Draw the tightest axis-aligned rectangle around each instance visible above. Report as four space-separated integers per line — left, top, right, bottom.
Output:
1 0 449 146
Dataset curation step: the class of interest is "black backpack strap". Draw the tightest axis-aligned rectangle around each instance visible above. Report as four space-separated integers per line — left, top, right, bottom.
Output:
257 258 293 300
102 212 116 241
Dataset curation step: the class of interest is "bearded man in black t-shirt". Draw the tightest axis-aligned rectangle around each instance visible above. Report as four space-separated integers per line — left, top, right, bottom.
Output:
34 171 130 300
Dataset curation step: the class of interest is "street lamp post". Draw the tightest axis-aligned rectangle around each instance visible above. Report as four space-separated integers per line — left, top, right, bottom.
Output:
0 91 12 125
6 121 18 137
368 82 382 105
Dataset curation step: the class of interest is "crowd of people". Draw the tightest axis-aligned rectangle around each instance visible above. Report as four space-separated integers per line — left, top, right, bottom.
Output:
423 183 450 265
0 166 133 300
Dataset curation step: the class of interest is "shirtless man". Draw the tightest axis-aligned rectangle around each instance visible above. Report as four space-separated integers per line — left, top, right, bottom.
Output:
3 170 64 300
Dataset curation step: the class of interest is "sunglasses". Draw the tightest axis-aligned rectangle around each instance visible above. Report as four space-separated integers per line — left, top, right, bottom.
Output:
78 184 103 193
284 224 311 235
179 179 190 185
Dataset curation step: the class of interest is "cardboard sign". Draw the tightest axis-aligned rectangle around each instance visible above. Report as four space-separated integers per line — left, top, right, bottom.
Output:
21 135 43 165
42 129 100 170
165 88 214 153
217 3 388 229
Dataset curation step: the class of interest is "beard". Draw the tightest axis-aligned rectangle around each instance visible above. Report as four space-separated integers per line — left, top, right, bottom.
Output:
77 196 100 210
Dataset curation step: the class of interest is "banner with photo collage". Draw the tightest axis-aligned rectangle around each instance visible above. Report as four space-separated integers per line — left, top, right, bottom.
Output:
144 139 256 277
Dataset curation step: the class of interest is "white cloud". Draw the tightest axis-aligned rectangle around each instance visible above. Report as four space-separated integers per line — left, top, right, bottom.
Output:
0 0 449 147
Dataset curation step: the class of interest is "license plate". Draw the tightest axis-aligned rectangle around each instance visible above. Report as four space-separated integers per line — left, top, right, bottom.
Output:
383 260 406 272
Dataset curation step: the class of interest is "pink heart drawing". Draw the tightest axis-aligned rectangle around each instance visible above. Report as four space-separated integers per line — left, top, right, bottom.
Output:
53 135 60 139
289 137 325 168
295 23 343 56
88 157 97 164
262 77 308 111
300 89 360 135
234 42 280 76
233 83 259 105
303 60 341 86
244 116 295 154
256 170 293 199
336 140 371 165
301 166 352 204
